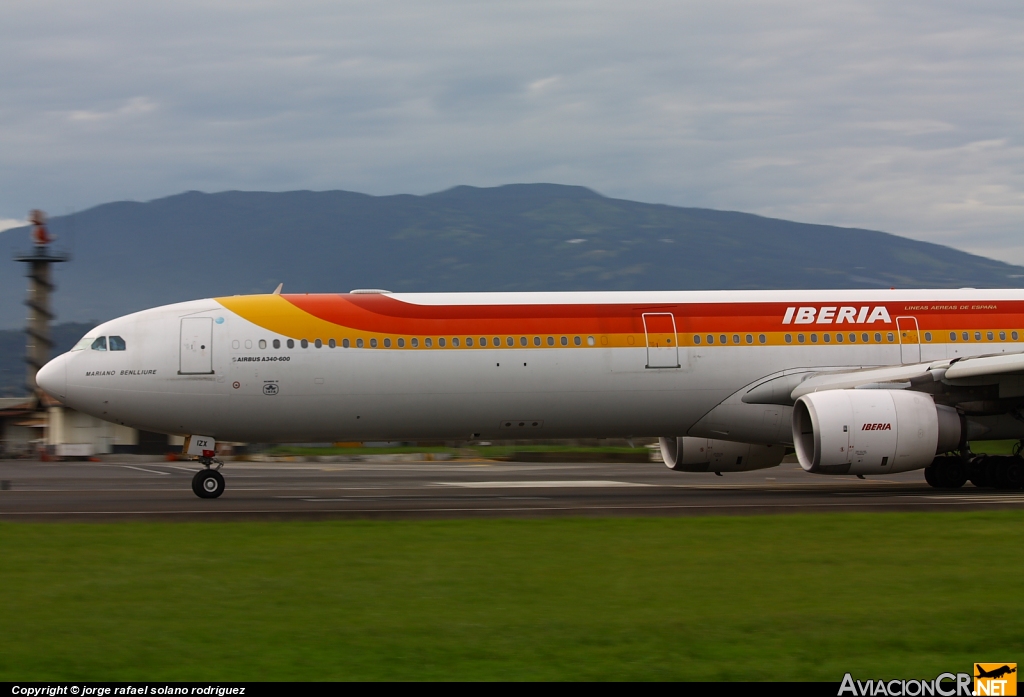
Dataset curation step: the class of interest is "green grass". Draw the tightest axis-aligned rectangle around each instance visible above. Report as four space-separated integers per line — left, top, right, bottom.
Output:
2 513 1022 680
970 440 1020 456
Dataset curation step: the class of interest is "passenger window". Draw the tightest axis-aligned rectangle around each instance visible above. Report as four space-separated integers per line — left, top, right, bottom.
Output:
861 333 869 343
287 339 295 349
343 339 350 348
719 335 727 344
520 337 527 346
533 336 541 346
587 336 595 346
494 337 500 346
785 334 792 343
823 334 830 343
384 338 392 348
454 337 461 347
962 332 969 341
273 339 281 349
798 334 805 343
924 333 931 342
887 333 894 342
810 334 818 343
987 332 994 341
466 337 473 347
232 340 240 349
758 334 766 344
329 339 336 348
1014 331 1020 341
574 336 581 346
547 336 554 346
480 337 487 347
561 336 568 346
91 336 107 351
694 335 701 344
974 332 981 341
370 338 378 348
356 338 364 348
425 338 433 347
258 339 267 349
999 331 1006 341
438 338 446 347
397 338 405 347
109 336 126 351
506 337 514 347
745 334 753 344
949 332 956 341
836 333 843 343
411 338 419 347
732 335 739 344
874 333 882 342
245 340 252 349
315 339 323 348
301 339 309 348
848 334 855 343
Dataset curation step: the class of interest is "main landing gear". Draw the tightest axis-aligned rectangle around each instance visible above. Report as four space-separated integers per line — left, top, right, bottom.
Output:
925 446 1024 491
191 458 226 499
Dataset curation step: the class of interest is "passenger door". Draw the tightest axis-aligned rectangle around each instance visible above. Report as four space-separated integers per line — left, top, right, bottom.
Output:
180 318 213 374
896 316 921 364
642 313 680 369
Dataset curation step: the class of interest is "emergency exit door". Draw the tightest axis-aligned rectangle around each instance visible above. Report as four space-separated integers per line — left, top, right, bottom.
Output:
642 313 680 368
180 317 213 374
896 316 921 364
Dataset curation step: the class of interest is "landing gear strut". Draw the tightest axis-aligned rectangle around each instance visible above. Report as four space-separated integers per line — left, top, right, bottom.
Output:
191 458 226 499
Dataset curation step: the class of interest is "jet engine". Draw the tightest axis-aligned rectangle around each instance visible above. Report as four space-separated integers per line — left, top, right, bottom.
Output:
659 437 786 473
792 390 963 475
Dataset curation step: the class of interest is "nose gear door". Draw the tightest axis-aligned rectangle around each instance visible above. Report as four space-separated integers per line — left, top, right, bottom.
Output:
180 317 214 374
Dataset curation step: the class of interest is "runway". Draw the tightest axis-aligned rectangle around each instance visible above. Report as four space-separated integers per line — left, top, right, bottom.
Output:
2 457 1023 521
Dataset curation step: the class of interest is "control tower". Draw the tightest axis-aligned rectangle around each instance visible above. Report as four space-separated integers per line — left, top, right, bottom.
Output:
13 210 70 401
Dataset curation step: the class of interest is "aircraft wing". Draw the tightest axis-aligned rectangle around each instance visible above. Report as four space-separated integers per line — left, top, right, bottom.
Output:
742 351 1024 408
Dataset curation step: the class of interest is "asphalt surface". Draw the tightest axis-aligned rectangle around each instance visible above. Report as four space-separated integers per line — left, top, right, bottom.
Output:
2 455 1024 521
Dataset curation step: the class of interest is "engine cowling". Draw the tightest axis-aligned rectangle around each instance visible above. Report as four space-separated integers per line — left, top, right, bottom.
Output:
792 390 962 475
659 437 786 473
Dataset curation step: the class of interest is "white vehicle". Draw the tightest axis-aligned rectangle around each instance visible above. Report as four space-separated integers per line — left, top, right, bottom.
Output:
35 288 1024 498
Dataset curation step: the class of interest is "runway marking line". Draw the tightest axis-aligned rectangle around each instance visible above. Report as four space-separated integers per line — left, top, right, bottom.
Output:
121 466 171 476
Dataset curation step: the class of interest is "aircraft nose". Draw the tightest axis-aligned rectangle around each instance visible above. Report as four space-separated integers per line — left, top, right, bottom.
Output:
36 353 68 402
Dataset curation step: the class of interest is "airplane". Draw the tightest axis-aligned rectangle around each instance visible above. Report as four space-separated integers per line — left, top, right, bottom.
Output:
976 665 1016 680
33 287 1024 498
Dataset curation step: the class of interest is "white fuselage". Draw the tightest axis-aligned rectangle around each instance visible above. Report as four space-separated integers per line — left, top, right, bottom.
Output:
36 289 1024 447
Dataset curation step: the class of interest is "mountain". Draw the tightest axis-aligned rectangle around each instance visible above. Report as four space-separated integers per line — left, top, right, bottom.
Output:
1 183 1023 334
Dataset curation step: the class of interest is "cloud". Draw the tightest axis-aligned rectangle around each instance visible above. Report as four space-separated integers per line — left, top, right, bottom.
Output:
0 0 1021 262
0 219 26 234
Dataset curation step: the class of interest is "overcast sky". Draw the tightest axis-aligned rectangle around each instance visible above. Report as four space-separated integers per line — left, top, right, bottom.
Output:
1 1 1021 262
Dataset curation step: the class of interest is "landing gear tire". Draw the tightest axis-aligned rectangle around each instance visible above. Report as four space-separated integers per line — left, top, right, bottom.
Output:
969 456 995 488
992 457 1024 490
925 457 967 489
192 469 225 499
1004 459 1024 490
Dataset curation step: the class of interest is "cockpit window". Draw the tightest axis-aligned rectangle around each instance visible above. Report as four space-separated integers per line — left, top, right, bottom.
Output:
91 336 107 351
72 336 94 351
109 335 126 351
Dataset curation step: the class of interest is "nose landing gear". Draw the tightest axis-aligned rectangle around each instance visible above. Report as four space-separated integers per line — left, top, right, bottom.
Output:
183 435 226 499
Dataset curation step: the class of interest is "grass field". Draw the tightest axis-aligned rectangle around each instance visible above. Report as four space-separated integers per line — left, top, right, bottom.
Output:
2 513 1022 681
